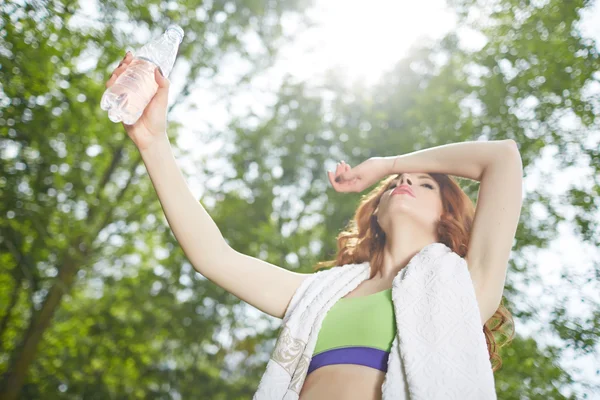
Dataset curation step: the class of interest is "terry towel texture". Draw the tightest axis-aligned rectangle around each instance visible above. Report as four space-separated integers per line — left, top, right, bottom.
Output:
253 242 497 400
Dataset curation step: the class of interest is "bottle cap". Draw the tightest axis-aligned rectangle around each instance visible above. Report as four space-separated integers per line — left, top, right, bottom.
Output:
166 25 184 43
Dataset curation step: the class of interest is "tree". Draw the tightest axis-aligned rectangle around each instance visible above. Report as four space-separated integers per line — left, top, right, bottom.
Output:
209 0 599 397
2 0 599 398
0 0 312 398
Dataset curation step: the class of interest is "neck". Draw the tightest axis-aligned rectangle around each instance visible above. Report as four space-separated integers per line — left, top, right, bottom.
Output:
375 219 438 281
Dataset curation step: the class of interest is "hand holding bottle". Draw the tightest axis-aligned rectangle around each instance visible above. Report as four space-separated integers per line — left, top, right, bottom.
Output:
105 52 171 151
101 25 184 151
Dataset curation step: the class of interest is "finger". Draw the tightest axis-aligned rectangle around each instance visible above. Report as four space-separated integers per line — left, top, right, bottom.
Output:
113 58 132 76
339 160 351 176
327 170 335 186
336 170 356 184
328 170 346 191
106 53 134 88
330 175 357 192
339 161 355 181
154 67 170 88
113 52 133 75
335 162 347 182
105 66 126 88
105 71 120 88
151 67 170 104
119 51 133 65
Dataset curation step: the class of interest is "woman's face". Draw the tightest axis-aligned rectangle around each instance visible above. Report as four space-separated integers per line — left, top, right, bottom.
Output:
374 172 443 234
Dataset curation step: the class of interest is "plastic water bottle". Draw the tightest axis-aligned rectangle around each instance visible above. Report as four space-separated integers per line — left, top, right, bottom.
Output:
101 25 184 125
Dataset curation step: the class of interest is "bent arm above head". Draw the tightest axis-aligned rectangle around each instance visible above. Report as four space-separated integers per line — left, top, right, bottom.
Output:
391 139 523 321
389 139 521 181
463 141 523 321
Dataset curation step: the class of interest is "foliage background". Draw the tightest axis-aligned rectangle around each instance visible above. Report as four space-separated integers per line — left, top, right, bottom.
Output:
1 0 599 398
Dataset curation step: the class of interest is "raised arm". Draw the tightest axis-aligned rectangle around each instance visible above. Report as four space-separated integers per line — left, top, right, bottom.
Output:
139 136 310 319
390 139 524 321
106 52 310 320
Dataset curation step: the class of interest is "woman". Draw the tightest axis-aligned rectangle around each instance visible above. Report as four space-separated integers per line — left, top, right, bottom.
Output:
295 161 520 399
107 53 522 399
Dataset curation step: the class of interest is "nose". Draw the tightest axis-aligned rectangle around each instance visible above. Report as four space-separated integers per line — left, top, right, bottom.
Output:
399 174 413 185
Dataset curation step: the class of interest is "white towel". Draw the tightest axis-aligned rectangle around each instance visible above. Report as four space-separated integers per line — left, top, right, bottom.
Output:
253 242 497 399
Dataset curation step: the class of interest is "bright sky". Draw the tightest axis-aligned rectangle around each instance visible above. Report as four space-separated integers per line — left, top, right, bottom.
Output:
169 0 600 395
278 0 457 84
171 0 458 141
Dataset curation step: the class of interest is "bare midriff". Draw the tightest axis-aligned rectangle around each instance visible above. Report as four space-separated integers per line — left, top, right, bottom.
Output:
299 363 386 400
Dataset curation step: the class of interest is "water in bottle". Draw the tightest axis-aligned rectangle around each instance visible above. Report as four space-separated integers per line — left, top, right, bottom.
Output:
101 25 184 125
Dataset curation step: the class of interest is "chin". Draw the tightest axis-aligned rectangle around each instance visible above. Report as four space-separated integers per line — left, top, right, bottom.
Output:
389 201 415 213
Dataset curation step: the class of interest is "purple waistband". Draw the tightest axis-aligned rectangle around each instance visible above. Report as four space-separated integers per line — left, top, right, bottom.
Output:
307 347 390 375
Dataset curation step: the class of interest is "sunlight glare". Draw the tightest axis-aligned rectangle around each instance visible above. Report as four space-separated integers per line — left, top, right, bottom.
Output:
291 0 456 84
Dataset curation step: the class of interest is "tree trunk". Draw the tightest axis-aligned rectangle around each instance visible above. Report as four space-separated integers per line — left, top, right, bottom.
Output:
0 149 134 399
0 253 79 400
0 277 22 354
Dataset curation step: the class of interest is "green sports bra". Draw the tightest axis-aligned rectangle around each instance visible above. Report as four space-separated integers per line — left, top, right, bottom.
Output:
307 287 397 375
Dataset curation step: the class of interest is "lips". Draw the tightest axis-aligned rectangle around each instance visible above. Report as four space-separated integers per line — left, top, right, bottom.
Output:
392 186 416 198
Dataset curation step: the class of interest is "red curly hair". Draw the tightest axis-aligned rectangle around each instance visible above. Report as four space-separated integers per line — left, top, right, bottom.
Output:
314 172 515 372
